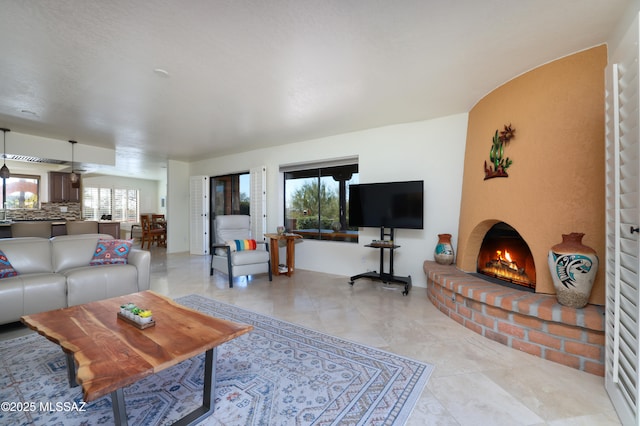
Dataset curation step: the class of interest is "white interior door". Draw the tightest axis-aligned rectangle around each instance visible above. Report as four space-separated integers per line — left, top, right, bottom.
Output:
190 176 210 255
605 12 640 425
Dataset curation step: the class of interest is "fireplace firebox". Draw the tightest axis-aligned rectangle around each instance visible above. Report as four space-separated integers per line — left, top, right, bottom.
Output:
476 222 535 290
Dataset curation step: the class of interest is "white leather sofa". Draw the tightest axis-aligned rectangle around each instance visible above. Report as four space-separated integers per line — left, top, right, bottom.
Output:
0 233 151 325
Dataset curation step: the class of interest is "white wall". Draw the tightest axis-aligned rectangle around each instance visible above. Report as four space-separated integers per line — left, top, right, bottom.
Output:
167 160 190 253
189 113 468 287
158 170 167 216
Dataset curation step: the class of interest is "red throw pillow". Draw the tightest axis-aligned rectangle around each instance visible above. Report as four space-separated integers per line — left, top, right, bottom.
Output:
90 239 133 265
0 249 18 278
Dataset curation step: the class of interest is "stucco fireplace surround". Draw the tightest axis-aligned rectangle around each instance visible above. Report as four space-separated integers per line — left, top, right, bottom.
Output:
425 45 607 375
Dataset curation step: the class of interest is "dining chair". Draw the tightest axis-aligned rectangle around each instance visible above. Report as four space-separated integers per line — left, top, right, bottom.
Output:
140 215 165 249
151 214 166 247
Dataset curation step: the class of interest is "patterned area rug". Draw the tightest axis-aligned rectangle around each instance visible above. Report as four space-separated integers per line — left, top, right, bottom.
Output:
0 294 433 425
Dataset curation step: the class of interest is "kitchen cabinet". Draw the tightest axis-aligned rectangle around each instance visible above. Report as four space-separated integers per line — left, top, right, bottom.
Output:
51 222 67 237
0 225 10 239
49 172 81 202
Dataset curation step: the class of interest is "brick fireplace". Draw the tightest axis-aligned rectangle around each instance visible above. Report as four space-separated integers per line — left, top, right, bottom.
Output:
424 261 605 375
424 46 607 374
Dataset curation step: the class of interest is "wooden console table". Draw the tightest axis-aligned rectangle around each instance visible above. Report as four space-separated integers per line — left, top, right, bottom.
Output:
264 233 302 276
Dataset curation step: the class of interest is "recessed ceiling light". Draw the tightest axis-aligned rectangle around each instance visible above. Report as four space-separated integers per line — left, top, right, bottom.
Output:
153 68 170 78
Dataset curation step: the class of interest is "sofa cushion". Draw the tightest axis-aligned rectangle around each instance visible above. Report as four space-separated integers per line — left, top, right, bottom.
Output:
215 215 253 243
0 273 66 324
90 239 133 265
230 249 270 266
66 265 139 307
0 278 25 324
0 237 53 274
0 249 18 278
51 233 114 272
21 274 68 315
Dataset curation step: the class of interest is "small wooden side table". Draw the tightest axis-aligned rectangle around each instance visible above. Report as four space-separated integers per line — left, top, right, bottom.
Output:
264 233 302 276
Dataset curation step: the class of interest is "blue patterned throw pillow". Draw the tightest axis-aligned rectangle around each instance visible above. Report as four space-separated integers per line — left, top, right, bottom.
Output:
90 239 133 265
0 249 18 278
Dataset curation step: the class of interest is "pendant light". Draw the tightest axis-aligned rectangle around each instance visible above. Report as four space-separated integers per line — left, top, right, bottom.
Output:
0 128 10 179
69 140 79 184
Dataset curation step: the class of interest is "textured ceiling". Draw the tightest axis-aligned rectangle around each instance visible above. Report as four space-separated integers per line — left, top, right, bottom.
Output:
0 0 631 177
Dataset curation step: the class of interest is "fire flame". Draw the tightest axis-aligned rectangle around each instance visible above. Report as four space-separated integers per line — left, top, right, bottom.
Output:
479 248 532 287
496 249 518 271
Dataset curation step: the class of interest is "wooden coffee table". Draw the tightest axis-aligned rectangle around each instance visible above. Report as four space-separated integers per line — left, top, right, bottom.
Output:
21 290 253 426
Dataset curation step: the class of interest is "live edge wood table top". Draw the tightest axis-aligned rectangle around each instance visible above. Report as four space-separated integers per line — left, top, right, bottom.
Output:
21 290 252 424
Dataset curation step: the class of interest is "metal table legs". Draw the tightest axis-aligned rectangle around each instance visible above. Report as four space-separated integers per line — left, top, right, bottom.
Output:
67 348 218 426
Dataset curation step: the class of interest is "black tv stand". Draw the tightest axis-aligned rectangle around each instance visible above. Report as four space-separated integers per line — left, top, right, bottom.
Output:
349 227 412 295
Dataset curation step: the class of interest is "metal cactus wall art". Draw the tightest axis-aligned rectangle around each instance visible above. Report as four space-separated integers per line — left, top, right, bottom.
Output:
484 124 516 180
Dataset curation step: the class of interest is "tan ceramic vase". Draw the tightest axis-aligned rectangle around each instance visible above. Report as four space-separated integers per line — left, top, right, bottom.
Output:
547 233 598 308
434 234 455 265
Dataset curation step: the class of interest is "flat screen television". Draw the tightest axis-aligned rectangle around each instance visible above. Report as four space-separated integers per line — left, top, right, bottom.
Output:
348 180 424 229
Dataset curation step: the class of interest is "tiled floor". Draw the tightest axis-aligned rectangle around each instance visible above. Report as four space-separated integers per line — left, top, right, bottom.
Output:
1 246 622 425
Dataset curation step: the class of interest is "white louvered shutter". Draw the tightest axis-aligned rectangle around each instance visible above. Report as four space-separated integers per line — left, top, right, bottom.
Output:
190 176 209 255
250 166 267 241
605 12 640 425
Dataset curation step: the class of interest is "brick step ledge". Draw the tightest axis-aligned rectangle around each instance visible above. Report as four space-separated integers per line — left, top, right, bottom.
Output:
424 260 605 376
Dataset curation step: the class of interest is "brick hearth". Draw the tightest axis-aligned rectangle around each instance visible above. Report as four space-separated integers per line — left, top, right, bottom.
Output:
423 261 605 376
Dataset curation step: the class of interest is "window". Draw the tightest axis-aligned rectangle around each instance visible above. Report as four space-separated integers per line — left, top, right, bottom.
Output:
211 173 250 217
82 187 139 222
283 162 358 242
1 174 40 209
113 189 139 222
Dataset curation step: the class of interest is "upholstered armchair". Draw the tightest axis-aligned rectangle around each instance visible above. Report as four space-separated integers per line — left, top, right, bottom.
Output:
210 215 272 287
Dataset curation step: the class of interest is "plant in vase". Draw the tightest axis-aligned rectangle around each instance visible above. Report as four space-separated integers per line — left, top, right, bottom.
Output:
138 310 153 324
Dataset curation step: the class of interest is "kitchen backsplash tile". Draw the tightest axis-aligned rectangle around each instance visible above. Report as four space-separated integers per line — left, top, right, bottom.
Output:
7 202 81 221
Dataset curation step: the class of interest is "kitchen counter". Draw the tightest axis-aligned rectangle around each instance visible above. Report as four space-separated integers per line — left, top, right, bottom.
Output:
1 219 66 224
10 218 65 221
0 220 121 239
